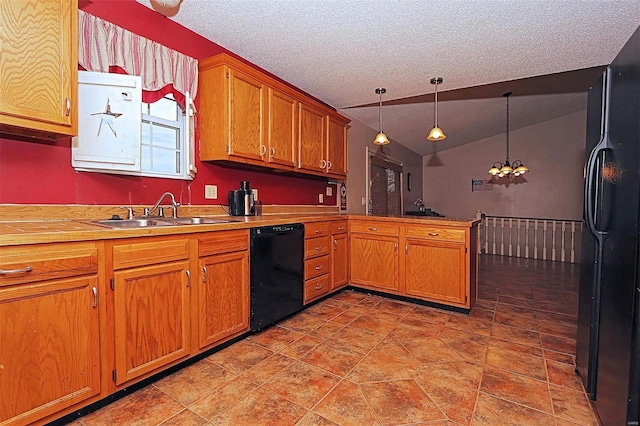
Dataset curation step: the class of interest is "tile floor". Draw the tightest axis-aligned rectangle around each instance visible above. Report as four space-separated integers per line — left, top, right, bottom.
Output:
67 255 601 425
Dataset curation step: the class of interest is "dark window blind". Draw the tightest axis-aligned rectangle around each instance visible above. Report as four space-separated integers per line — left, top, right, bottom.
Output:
370 155 402 216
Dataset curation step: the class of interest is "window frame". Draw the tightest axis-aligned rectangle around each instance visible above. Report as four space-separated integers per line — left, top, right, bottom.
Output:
365 147 404 217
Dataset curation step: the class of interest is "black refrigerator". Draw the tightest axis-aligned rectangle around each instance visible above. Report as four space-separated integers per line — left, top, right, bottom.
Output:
576 25 640 426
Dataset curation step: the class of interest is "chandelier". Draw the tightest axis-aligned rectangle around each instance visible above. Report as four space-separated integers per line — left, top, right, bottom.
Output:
488 92 529 178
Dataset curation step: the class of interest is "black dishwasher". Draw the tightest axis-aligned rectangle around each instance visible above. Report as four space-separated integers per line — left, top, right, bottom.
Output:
250 223 304 331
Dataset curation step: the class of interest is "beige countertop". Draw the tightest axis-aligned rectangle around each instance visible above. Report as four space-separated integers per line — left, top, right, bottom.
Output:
0 210 479 247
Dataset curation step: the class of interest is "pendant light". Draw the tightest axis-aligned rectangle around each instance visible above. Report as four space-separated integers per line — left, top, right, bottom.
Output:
373 88 390 145
488 92 530 178
427 77 446 141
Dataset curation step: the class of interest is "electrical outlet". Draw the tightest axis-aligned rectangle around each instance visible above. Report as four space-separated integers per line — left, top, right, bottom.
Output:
252 188 258 200
326 186 333 196
205 185 217 199
319 193 324 203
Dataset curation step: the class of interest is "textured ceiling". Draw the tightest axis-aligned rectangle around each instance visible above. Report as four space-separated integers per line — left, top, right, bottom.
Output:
138 0 640 155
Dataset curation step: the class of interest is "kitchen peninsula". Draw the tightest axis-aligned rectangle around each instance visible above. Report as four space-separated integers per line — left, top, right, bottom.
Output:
0 208 477 425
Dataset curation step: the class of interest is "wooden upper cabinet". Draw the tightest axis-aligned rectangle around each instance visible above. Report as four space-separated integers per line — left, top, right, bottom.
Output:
198 53 348 178
0 0 78 139
228 69 264 161
327 117 348 177
298 103 327 173
267 88 297 167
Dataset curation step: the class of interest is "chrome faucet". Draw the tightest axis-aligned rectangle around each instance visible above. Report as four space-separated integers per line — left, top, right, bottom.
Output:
145 192 180 218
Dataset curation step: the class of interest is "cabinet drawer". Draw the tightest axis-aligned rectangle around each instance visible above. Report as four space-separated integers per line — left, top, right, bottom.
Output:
304 236 330 259
199 229 249 257
0 242 98 287
405 226 466 243
112 238 190 270
305 222 331 238
331 220 348 235
304 274 330 303
350 221 399 237
305 255 329 280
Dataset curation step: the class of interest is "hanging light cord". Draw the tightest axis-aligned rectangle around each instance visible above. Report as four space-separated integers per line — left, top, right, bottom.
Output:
505 93 510 163
433 81 439 127
379 93 383 132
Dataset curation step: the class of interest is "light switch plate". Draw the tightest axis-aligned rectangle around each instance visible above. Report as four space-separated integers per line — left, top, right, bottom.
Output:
252 188 258 200
319 193 324 203
205 185 217 199
326 186 333 196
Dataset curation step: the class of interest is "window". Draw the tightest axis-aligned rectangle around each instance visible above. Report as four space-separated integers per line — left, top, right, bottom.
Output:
369 152 403 216
72 71 196 180
141 94 196 179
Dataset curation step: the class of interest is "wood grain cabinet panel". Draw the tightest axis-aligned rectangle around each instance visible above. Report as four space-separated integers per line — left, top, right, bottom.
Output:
327 116 348 177
0 0 78 139
113 260 190 385
404 239 467 305
267 88 297 167
228 69 264 161
349 233 399 292
198 251 249 349
331 233 348 290
304 235 330 259
0 274 100 425
298 103 327 174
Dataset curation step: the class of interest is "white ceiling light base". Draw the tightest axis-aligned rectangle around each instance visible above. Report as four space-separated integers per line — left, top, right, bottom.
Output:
150 0 182 16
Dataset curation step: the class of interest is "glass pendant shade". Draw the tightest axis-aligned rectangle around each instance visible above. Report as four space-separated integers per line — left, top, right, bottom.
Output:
427 77 446 141
427 126 446 141
374 131 390 145
373 87 390 145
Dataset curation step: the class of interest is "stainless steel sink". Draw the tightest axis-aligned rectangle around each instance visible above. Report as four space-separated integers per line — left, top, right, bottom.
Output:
91 217 233 228
163 217 232 225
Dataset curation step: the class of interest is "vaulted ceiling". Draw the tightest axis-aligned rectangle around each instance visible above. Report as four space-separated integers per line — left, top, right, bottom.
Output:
138 0 639 155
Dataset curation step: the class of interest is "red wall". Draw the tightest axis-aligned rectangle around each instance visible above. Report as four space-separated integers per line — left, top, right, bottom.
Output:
0 0 336 207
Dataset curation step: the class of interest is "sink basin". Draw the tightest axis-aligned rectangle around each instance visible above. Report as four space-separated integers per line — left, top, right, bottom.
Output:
91 217 233 229
92 218 174 228
163 217 232 225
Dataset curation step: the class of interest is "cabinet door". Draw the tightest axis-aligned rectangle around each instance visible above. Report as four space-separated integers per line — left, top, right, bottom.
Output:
350 234 399 291
331 233 349 290
228 68 264 161
327 117 347 177
198 251 249 349
0 0 77 137
298 103 326 173
405 239 467 305
0 276 100 425
113 261 190 385
267 88 297 167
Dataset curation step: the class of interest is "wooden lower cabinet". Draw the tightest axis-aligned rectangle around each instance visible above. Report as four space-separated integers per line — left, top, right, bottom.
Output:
0 242 100 425
404 239 467 306
349 233 399 292
198 251 249 349
112 260 191 385
330 220 348 290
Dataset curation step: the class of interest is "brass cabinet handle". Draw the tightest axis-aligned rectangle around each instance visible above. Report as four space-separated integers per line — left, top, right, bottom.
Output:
337 226 345 230
186 270 191 287
270 147 275 158
315 246 322 251
65 97 71 116
327 160 332 170
315 229 321 234
428 232 440 236
91 287 98 308
320 159 327 169
202 266 208 283
0 266 33 275
394 242 398 252
334 239 337 249
259 145 267 156
315 284 323 290
405 243 408 254
315 265 323 270
369 227 378 231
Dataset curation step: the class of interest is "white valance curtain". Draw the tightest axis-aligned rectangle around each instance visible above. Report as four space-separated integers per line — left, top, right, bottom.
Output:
78 9 198 106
